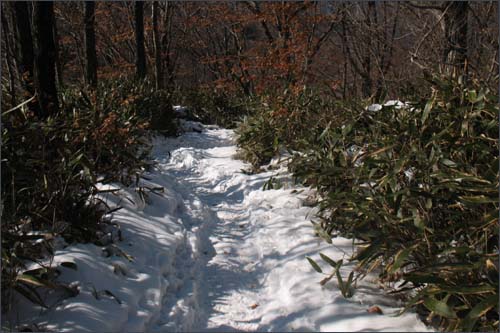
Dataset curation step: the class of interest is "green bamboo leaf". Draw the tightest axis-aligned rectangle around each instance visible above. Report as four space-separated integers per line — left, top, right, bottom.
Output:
319 253 338 268
340 152 347 167
16 274 46 287
306 256 323 273
459 195 498 204
412 209 424 230
335 265 344 289
425 198 433 209
467 294 497 319
353 241 382 262
389 247 412 273
423 296 457 319
421 98 434 125
460 294 498 331
319 122 332 140
467 90 477 103
427 284 496 295
440 158 457 168
347 271 355 285
314 223 332 244
342 124 352 136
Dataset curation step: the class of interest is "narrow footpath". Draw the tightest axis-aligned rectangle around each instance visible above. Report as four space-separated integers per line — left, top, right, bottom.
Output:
146 124 430 332
6 123 430 332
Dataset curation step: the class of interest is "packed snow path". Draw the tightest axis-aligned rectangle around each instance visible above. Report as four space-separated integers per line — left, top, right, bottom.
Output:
7 123 430 332
147 125 429 332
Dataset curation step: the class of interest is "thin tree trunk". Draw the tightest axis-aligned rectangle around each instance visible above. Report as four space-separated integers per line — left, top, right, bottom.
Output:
1 5 17 107
84 1 98 88
443 1 468 78
152 1 162 89
33 1 58 117
135 1 146 79
162 1 176 89
341 13 348 99
361 1 376 99
12 2 36 105
53 11 63 88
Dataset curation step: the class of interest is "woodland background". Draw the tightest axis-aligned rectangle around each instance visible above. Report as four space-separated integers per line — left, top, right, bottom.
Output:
1 1 498 108
1 2 499 332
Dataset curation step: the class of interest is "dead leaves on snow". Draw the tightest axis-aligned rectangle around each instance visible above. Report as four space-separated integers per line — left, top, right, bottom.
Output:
367 305 384 315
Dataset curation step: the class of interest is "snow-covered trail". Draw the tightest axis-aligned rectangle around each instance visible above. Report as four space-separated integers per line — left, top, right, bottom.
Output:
6 124 430 332
147 125 429 332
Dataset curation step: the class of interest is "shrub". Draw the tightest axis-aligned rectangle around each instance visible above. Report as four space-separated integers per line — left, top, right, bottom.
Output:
172 88 254 128
235 109 279 168
1 77 175 314
73 78 178 135
235 88 361 168
291 77 498 331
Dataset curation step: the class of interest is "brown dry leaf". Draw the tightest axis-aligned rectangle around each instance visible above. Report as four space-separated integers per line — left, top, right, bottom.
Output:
367 305 383 315
250 303 259 309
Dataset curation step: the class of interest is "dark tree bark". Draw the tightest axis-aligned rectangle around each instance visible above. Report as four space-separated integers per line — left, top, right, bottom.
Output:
152 1 163 89
12 2 35 98
361 1 376 99
162 1 176 89
33 1 58 117
84 1 98 88
13 1 41 116
53 11 64 87
135 1 147 79
443 2 468 78
2 4 17 107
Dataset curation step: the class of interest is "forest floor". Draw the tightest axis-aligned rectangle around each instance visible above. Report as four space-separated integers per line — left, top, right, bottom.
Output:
6 119 430 332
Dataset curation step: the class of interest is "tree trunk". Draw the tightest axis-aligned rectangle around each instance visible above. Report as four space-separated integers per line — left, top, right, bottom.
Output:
53 11 63 88
135 1 146 79
443 2 468 78
84 1 98 88
152 1 162 89
361 1 376 99
33 1 58 117
12 2 36 104
1 4 17 107
162 1 176 89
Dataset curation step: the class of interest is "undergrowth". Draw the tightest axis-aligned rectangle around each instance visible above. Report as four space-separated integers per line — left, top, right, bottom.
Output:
172 88 256 128
236 89 359 169
1 77 176 315
236 77 499 331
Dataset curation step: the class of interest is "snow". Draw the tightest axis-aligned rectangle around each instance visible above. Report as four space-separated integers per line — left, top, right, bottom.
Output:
6 121 430 332
367 100 410 112
173 105 188 118
367 104 382 112
384 100 408 109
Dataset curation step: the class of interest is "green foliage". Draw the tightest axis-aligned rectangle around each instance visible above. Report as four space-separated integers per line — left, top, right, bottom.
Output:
1 77 174 313
289 77 498 331
235 76 498 331
235 88 361 168
308 253 356 298
262 176 283 190
71 77 178 135
236 110 279 168
172 88 255 128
